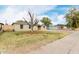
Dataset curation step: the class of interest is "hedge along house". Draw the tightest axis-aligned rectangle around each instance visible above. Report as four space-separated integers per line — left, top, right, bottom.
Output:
0 23 4 31
12 20 47 31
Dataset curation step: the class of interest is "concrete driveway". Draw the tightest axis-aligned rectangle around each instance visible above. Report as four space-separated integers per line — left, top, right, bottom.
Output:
29 31 79 54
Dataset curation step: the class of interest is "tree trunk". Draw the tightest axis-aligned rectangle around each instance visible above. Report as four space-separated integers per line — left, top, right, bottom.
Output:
31 26 34 32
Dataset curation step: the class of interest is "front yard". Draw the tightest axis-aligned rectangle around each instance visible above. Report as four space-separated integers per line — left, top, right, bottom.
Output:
0 31 68 53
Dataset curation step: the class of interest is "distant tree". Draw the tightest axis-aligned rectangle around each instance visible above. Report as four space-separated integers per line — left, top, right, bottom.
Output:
41 17 52 29
65 8 79 30
23 11 39 32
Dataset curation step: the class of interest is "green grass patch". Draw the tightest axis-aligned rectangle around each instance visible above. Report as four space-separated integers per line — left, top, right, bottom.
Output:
0 31 69 53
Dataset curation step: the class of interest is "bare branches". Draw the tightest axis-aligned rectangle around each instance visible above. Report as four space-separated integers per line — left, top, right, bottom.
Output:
23 11 39 31
23 17 30 26
33 18 39 26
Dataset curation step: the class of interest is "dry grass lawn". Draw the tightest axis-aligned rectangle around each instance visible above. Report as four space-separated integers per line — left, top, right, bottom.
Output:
0 31 69 53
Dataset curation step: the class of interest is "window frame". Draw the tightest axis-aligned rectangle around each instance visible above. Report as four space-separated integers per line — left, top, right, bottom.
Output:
20 24 23 29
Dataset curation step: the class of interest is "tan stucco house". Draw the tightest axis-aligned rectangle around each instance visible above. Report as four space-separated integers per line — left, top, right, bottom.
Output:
12 20 47 31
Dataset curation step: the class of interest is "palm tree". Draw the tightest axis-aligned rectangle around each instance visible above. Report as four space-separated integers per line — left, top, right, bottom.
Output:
23 11 39 32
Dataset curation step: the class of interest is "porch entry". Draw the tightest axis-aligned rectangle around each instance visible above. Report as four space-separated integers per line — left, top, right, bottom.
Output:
38 25 41 30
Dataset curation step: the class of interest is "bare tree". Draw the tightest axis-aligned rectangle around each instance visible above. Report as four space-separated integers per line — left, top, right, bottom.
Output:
23 11 39 32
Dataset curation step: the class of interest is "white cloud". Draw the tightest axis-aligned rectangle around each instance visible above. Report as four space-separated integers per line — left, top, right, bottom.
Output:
45 13 59 25
0 5 67 25
43 14 66 25
57 15 64 20
11 5 56 15
35 13 66 25
56 14 66 25
37 13 66 25
0 5 56 24
37 15 51 20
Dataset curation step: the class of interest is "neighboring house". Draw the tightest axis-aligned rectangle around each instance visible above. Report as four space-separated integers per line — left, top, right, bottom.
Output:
12 21 30 31
33 24 47 31
12 20 47 31
54 24 67 30
0 23 4 31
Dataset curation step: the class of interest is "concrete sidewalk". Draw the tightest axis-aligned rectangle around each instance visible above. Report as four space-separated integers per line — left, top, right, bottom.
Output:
29 31 79 54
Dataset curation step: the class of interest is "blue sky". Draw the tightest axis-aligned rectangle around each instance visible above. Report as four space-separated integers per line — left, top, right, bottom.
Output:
0 5 78 25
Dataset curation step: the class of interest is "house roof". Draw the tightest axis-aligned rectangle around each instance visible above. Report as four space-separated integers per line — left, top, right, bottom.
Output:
0 23 4 25
55 24 66 26
12 20 45 27
37 21 43 26
12 20 28 25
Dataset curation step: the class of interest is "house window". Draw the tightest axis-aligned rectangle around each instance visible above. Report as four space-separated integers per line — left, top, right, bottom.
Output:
20 24 23 29
43 26 45 28
38 25 41 30
29 25 31 29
